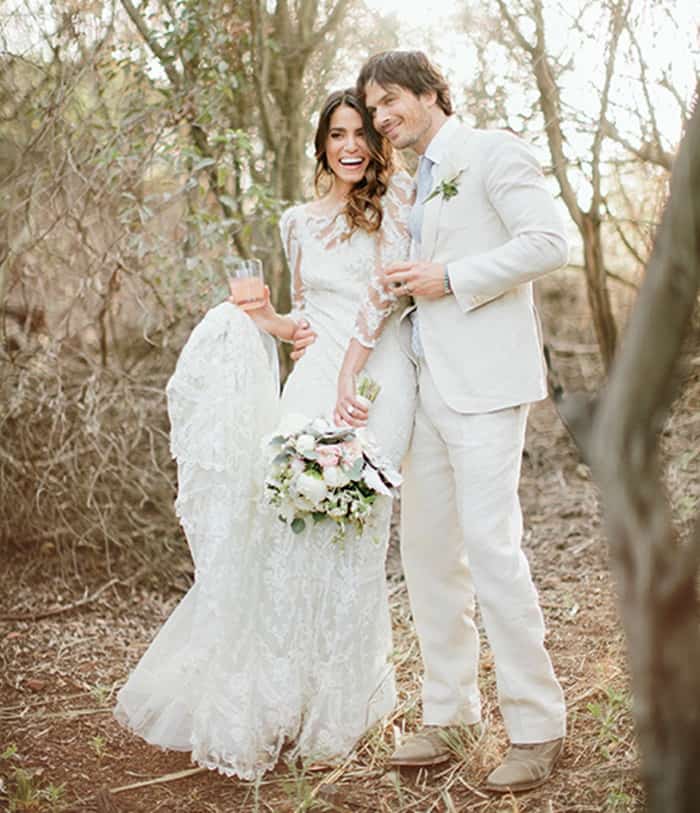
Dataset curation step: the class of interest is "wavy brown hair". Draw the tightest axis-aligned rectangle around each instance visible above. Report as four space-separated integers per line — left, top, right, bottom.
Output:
314 88 394 236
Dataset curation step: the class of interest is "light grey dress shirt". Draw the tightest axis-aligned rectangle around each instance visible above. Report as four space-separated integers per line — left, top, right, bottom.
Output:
409 115 461 358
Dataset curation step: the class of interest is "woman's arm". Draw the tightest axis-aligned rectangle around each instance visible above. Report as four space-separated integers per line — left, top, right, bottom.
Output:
333 338 372 427
334 173 414 426
231 285 298 342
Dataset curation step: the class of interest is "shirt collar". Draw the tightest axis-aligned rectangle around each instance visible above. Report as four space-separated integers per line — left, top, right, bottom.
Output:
423 116 460 166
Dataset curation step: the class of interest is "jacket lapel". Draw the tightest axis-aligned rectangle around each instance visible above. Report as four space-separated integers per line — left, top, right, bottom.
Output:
420 124 472 259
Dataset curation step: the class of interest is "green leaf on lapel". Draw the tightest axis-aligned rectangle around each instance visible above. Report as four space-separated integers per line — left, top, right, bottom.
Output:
424 169 464 204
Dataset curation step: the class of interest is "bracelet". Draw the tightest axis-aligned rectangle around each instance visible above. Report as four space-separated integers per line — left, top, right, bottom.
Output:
443 267 452 295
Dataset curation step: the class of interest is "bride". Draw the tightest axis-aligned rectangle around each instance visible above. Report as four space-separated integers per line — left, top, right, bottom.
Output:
114 88 416 779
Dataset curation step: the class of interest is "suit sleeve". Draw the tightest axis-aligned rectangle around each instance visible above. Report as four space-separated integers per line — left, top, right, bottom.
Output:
447 133 568 313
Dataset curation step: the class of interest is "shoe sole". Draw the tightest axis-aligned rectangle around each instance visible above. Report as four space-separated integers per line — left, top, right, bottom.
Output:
388 753 452 768
484 774 552 793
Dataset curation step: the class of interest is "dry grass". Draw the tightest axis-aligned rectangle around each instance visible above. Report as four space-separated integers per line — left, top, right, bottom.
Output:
4 272 698 811
0 392 653 812
0 344 185 581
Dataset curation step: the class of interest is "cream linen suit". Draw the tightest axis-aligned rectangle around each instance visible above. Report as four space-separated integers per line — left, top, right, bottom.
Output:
400 120 568 743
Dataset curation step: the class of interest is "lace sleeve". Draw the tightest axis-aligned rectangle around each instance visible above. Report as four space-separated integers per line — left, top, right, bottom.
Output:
353 172 414 348
280 207 304 320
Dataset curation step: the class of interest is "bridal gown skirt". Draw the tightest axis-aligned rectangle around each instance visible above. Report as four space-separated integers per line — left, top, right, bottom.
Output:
114 304 416 779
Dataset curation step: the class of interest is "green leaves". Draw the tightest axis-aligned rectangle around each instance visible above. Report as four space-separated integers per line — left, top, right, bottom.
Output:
291 517 306 534
424 170 464 204
346 458 364 481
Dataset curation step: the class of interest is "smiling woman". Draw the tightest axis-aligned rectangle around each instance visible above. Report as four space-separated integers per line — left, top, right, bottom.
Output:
326 108 369 182
312 88 395 235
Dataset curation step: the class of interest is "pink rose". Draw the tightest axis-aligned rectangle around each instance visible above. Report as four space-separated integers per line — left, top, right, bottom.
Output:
317 446 341 468
340 439 362 465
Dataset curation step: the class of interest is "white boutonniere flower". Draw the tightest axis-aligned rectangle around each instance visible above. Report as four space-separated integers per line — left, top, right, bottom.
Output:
424 168 465 204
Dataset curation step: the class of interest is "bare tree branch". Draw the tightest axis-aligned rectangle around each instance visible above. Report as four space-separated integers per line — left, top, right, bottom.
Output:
119 0 181 87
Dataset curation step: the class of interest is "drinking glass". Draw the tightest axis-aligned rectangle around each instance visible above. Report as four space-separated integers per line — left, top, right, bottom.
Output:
226 257 265 311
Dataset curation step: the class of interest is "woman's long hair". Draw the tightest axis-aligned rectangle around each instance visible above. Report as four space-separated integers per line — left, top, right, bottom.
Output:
313 88 394 235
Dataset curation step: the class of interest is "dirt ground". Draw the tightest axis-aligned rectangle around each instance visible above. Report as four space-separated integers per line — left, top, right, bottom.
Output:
2 273 697 812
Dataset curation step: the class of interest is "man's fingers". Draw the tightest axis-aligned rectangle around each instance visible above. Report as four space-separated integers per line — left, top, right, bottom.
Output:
293 334 316 350
385 261 413 274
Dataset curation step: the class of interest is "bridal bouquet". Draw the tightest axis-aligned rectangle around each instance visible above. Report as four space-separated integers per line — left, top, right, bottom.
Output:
264 380 401 543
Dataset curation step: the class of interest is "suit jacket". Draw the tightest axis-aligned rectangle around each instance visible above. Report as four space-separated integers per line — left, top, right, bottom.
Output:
401 123 568 413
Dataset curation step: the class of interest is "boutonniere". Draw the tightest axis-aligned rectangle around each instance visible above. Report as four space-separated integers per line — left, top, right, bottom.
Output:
424 169 465 204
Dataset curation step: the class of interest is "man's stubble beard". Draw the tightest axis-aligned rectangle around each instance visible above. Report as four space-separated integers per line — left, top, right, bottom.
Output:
394 112 433 153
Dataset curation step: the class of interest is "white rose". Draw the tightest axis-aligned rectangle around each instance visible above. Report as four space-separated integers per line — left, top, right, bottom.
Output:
295 472 328 506
276 412 311 436
295 434 316 455
289 458 304 475
311 417 332 433
323 466 350 488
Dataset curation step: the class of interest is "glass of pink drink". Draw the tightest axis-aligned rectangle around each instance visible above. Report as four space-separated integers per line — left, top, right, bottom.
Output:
227 258 265 311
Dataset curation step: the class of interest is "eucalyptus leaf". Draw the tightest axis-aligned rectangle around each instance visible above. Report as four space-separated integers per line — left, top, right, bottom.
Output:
347 458 364 481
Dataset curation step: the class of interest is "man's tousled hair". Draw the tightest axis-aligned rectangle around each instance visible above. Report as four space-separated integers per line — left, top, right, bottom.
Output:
356 51 453 116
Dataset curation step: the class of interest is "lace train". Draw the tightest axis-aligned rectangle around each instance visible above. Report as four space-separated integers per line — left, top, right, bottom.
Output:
114 304 397 779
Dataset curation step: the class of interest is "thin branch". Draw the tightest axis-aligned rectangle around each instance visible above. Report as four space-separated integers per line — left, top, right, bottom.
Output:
110 767 207 795
119 0 181 87
0 578 119 621
498 0 583 229
248 0 279 151
601 196 648 269
307 0 353 52
603 118 673 171
590 0 630 216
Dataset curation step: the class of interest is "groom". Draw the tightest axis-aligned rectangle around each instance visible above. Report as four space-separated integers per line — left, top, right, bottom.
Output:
356 50 567 792
293 51 568 792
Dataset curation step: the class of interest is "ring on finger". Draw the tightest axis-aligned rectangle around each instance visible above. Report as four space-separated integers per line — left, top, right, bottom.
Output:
404 283 412 294
347 404 355 416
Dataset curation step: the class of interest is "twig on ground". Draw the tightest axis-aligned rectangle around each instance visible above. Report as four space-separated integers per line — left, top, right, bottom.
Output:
457 776 490 799
2 707 114 721
109 766 207 794
0 578 119 622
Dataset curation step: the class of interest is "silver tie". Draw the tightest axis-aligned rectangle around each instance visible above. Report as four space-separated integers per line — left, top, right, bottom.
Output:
408 155 434 246
407 155 433 360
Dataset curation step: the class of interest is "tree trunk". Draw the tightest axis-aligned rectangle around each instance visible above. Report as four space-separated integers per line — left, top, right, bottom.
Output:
581 213 618 369
560 103 700 811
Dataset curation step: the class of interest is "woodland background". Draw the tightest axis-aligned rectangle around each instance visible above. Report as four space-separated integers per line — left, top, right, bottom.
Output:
1 1 699 811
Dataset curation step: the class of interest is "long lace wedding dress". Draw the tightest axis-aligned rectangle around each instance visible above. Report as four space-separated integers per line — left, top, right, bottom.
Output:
114 174 417 780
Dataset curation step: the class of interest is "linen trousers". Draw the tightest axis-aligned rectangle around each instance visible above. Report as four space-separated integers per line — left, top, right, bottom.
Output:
400 362 566 743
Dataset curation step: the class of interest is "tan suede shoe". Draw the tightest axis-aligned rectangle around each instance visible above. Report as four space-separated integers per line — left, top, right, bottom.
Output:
484 738 563 792
388 726 453 767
